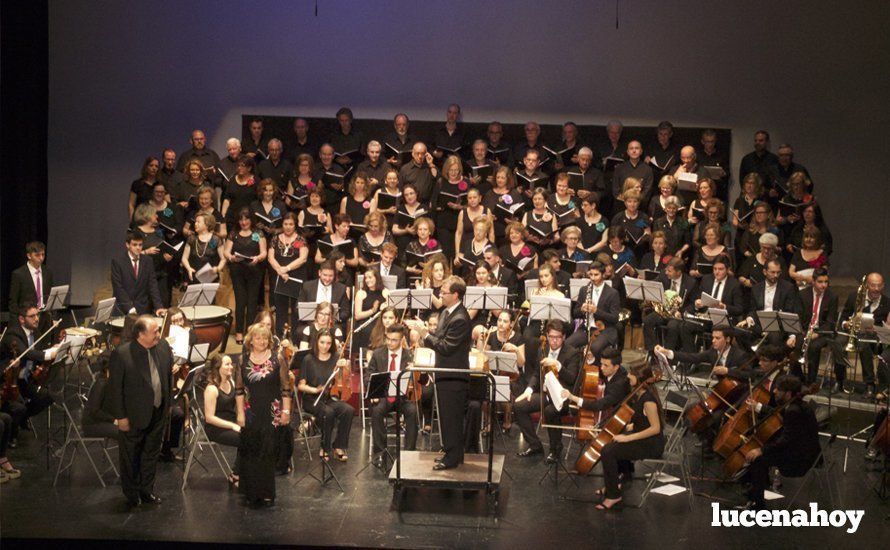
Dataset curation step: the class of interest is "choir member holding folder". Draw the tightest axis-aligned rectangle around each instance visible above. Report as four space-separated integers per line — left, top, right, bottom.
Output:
483 166 523 242
225 208 268 344
431 156 470 258
181 212 226 283
522 188 559 255
268 213 309 336
392 184 429 253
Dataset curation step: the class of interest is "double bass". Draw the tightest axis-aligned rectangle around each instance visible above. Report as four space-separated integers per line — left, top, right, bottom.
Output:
575 369 662 475
329 318 353 402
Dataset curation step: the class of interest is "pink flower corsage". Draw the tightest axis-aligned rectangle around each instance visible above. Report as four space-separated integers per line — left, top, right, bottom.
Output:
502 194 513 205
306 181 316 189
661 255 673 265
362 200 371 209
427 239 438 250
247 176 255 186
520 245 531 257
458 180 468 192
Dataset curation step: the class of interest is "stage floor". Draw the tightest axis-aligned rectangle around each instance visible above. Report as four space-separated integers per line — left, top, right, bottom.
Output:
1 402 888 548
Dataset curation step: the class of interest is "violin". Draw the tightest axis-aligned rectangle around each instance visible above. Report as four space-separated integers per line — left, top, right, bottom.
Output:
575 369 662 475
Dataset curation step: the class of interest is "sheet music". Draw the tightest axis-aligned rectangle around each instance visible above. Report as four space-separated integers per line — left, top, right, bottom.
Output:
168 325 191 359
195 263 217 284
544 370 566 410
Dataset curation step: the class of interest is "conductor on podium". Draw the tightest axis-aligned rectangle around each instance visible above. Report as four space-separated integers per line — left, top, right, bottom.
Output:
412 276 471 470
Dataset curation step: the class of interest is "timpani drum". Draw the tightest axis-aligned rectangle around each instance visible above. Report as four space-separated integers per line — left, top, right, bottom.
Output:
184 305 232 354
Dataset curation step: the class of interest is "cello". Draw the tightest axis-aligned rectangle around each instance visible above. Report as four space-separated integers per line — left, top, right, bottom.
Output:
712 358 790 457
575 369 662 475
684 354 757 433
329 318 353 402
574 333 605 442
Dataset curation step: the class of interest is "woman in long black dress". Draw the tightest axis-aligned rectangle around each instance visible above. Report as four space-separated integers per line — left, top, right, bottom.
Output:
357 211 394 268
522 188 559 255
250 179 287 239
225 207 268 344
203 354 245 486
239 324 291 507
592 363 664 511
499 221 538 280
184 185 226 239
392 183 429 254
297 329 355 461
483 166 523 243
456 217 493 276
454 187 494 267
340 171 373 240
430 155 469 259
353 269 389 350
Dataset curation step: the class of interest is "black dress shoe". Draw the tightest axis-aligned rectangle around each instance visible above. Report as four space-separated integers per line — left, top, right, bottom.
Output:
159 450 176 463
865 385 875 399
433 462 458 471
516 447 544 458
545 450 562 464
126 497 140 509
139 493 162 505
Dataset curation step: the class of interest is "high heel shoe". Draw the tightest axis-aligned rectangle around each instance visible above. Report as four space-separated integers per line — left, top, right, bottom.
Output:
595 497 623 511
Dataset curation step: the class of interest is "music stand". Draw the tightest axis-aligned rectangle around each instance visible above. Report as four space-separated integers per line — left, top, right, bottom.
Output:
387 289 433 312
569 279 589 301
528 296 572 324
94 298 116 324
707 308 731 328
464 286 508 312
188 343 210 366
297 302 339 323
624 277 664 303
177 364 204 400
179 284 219 307
43 285 75 327
492 375 511 403
357 274 399 292
485 351 519 379
524 279 540 297
777 312 803 335
300 369 345 492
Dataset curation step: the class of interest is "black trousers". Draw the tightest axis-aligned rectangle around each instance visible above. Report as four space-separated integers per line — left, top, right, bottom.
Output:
370 398 418 454
543 402 570 451
436 380 467 466
304 398 353 453
272 293 298 338
600 435 665 499
0 412 13 457
161 403 185 452
514 392 543 450
643 314 681 351
118 405 166 501
836 339 890 387
565 326 618 358
229 263 264 334
465 400 482 453
206 426 242 474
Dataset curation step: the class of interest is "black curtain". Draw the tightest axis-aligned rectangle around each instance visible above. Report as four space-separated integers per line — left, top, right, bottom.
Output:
1 1 49 314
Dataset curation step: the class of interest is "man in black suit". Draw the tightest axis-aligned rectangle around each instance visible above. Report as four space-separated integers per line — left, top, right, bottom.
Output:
412 276 471 470
560 347 629 457
797 268 840 384
365 324 418 463
741 375 820 510
8 241 54 325
484 248 519 306
298 260 350 325
656 327 752 379
743 259 800 349
105 315 174 508
679 257 745 351
566 262 621 357
0 302 60 441
376 243 407 289
643 257 698 350
835 272 890 398
514 320 581 461
111 232 165 317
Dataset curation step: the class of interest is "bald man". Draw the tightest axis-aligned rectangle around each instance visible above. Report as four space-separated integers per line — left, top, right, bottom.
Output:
399 142 438 203
176 129 221 177
835 273 890 398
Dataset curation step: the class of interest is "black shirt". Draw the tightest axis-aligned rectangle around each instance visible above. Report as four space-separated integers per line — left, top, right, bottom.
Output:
257 158 294 191
399 162 436 203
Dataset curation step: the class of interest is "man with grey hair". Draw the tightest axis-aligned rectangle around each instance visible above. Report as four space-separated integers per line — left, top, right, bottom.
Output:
107 315 174 508
384 113 416 168
257 138 293 191
218 137 242 183
357 140 389 187
566 146 605 201
514 121 551 171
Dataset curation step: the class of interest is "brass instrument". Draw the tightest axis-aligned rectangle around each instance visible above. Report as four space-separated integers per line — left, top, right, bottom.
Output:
844 275 868 353
798 325 815 366
652 289 683 319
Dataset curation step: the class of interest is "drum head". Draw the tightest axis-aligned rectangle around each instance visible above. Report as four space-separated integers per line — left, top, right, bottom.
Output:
186 305 230 320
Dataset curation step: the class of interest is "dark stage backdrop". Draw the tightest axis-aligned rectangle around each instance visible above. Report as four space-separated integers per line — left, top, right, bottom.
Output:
46 0 890 304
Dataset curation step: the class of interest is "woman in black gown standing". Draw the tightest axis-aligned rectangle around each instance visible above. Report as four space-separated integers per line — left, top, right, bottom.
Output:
239 324 292 507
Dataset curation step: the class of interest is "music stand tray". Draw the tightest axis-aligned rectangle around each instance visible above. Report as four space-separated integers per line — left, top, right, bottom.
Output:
179 284 219 307
707 308 731 328
464 286 508 311
569 279 588 301
624 277 664 303
94 298 116 324
297 302 339 323
43 285 70 312
755 311 783 333
387 289 433 311
528 296 572 323
485 351 518 378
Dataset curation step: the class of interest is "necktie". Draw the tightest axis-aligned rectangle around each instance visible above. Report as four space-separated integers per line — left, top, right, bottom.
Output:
27 331 35 347
713 280 722 300
34 269 43 308
811 292 822 328
549 349 558 360
148 348 162 408
133 258 139 278
388 353 398 403
382 265 389 277
671 280 679 293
